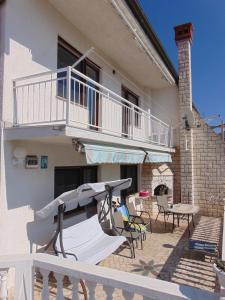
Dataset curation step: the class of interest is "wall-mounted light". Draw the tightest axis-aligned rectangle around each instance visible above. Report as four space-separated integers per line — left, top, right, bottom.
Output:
12 147 27 166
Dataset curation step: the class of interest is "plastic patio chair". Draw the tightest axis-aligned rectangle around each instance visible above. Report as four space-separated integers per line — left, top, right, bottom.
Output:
126 201 152 233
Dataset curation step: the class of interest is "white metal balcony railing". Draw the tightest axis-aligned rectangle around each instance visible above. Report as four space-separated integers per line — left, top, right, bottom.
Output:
13 67 173 148
0 253 218 300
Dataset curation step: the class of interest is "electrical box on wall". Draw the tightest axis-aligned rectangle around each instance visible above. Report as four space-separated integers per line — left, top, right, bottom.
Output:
25 155 39 169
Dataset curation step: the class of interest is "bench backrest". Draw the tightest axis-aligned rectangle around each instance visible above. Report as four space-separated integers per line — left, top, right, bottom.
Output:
56 214 103 251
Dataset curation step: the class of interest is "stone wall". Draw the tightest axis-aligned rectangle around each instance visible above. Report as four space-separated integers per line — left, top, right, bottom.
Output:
140 148 181 205
177 38 195 205
141 22 225 217
171 148 181 204
192 109 225 217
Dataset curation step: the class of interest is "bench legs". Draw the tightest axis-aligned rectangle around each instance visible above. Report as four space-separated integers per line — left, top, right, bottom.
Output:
80 280 88 300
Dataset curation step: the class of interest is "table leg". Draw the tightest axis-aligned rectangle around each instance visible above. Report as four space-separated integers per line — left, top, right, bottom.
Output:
192 214 195 228
187 214 190 236
177 214 180 227
172 213 175 232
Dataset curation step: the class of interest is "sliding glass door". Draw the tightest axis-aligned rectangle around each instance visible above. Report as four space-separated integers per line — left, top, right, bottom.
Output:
122 86 139 137
57 37 100 129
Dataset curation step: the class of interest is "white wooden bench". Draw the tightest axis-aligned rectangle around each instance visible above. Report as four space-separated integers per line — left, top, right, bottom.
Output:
55 214 127 264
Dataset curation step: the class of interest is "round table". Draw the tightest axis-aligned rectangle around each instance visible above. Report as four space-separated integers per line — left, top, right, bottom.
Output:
169 204 200 236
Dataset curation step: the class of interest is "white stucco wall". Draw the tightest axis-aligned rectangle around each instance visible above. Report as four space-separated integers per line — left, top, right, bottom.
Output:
1 0 157 125
151 86 179 145
0 0 179 257
0 139 123 255
151 86 179 128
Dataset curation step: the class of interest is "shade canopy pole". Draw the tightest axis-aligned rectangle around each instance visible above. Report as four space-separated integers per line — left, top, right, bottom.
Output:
71 47 95 68
53 203 66 257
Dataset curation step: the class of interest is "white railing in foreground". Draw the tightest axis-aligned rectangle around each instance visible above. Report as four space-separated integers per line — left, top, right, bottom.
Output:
13 67 174 148
0 253 219 300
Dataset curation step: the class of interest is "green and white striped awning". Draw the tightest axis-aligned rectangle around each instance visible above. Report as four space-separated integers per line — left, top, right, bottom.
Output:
82 143 146 165
144 151 172 163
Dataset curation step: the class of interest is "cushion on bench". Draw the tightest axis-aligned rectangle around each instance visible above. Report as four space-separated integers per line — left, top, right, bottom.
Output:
189 239 217 253
56 214 126 264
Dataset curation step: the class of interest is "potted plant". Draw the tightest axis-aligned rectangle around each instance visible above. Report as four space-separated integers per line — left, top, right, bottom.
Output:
213 259 225 288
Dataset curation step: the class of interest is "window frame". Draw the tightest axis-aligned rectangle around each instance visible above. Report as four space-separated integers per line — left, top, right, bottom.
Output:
57 37 100 110
121 86 140 128
54 165 98 219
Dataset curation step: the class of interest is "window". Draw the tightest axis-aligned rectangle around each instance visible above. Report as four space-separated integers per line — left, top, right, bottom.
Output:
122 86 140 130
54 166 98 218
120 165 138 201
57 37 100 128
54 166 98 197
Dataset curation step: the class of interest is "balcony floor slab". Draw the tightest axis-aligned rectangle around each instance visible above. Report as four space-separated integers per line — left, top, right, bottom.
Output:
5 125 175 153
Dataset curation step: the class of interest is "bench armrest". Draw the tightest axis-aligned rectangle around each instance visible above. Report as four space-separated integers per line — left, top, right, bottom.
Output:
56 250 78 260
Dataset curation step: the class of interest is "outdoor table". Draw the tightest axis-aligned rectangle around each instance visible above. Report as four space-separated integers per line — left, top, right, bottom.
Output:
169 204 200 236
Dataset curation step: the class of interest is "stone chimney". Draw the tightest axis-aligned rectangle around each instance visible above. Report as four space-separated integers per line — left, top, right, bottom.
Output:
174 23 194 204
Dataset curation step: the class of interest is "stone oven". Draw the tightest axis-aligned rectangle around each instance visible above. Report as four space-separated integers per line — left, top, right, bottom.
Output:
141 163 174 202
154 184 169 196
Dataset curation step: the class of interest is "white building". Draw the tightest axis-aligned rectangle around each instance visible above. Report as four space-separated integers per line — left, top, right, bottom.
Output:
0 1 225 299
0 0 180 257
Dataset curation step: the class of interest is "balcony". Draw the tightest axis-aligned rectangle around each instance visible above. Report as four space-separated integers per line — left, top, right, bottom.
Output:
13 67 173 149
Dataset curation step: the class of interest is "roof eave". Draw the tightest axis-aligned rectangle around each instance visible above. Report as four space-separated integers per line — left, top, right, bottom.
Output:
124 0 179 85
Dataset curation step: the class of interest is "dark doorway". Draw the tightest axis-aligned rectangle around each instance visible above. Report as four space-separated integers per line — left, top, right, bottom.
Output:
120 165 138 202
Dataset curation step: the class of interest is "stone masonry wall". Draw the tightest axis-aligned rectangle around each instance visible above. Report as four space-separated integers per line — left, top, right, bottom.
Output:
141 148 180 204
171 148 181 204
177 39 195 204
175 23 225 217
192 109 225 217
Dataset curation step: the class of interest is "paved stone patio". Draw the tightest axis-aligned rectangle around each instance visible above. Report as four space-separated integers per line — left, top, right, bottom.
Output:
34 213 222 299
99 214 221 292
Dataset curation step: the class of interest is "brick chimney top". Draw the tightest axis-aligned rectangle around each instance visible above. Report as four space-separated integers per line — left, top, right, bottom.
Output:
174 23 193 44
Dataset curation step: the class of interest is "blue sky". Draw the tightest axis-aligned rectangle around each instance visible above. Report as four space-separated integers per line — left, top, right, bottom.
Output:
139 0 225 124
